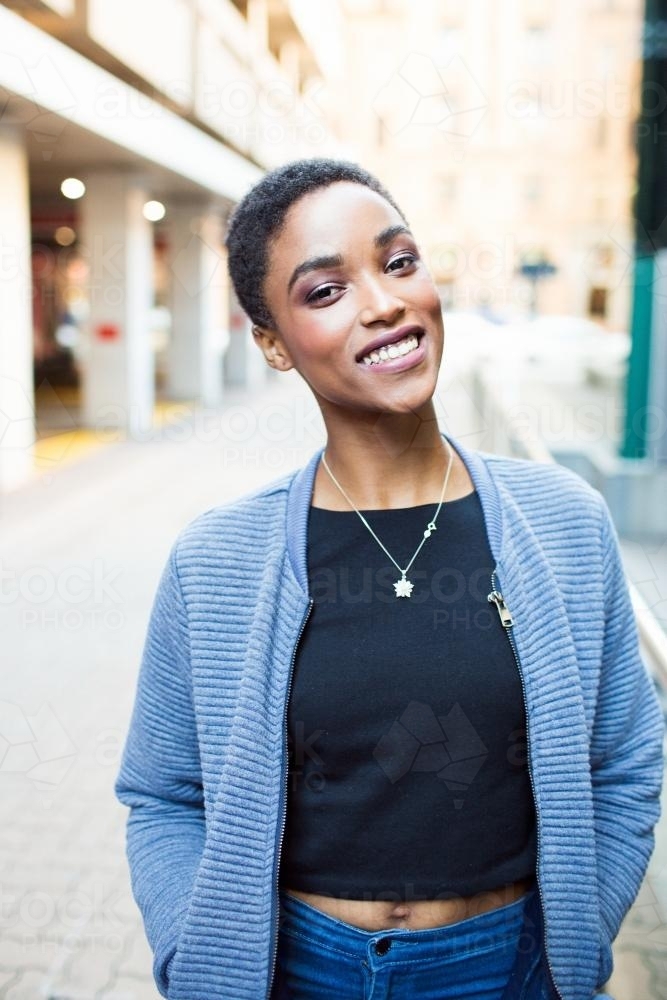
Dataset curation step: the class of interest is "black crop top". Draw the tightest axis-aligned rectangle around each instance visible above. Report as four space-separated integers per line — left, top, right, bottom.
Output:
279 490 537 902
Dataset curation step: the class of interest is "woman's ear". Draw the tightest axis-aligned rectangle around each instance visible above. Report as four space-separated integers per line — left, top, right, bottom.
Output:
251 325 294 372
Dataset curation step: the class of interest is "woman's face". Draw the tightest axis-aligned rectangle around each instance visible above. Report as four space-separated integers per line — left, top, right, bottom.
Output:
255 181 444 417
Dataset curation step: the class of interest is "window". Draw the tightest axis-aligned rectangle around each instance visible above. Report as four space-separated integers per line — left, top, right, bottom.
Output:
439 27 464 62
440 174 459 201
589 287 608 318
522 0 549 24
524 175 543 204
594 195 608 221
595 116 609 148
440 0 464 26
598 44 616 77
598 244 615 268
525 25 551 63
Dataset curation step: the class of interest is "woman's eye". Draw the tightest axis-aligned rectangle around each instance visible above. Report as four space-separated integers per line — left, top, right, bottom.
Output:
306 284 341 304
387 252 418 272
304 254 417 304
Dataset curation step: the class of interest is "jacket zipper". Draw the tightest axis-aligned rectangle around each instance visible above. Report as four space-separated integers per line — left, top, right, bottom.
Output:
488 572 564 1000
267 596 314 1000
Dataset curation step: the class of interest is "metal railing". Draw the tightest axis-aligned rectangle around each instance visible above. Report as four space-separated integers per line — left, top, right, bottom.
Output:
471 368 667 691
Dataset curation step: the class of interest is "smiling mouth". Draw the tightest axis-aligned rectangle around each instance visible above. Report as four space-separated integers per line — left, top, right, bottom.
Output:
359 332 422 366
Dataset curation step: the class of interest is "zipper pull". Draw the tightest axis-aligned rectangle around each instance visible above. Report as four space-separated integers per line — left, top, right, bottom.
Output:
488 590 514 628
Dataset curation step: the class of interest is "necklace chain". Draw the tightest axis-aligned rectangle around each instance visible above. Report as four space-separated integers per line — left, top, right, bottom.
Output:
320 440 454 597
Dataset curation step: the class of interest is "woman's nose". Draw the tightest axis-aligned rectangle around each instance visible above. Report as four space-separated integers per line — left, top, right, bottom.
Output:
359 276 406 326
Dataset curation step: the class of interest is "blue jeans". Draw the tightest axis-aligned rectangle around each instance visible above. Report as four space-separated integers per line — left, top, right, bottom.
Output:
271 879 559 1000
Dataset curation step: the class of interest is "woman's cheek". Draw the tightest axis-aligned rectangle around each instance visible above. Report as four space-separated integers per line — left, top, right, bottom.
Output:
292 318 335 364
311 309 351 350
425 285 444 319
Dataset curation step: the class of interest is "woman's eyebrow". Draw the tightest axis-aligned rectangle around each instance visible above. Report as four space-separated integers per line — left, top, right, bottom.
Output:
287 253 343 295
375 223 412 248
286 224 413 295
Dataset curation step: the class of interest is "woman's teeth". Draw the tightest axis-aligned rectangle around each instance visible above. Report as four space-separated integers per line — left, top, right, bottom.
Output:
361 334 420 366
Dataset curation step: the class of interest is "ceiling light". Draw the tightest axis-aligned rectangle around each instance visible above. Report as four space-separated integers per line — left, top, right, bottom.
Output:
61 177 86 199
143 200 166 222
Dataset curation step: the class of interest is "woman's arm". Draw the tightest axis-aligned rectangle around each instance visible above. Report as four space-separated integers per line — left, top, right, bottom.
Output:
590 498 665 986
114 542 206 997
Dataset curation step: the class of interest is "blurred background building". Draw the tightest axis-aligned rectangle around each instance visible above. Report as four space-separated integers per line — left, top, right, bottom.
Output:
1 3 666 998
1 0 664 497
0 0 346 490
340 0 642 329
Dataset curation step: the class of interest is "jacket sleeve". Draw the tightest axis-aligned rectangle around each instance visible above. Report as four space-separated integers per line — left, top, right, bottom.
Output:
590 497 665 980
114 540 206 997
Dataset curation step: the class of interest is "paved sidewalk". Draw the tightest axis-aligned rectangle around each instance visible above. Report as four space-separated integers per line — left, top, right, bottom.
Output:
0 364 664 998
0 370 326 999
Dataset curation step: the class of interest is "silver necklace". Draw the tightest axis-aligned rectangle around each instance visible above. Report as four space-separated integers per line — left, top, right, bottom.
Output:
320 440 455 598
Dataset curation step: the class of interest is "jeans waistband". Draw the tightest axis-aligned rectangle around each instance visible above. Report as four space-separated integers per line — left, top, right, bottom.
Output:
278 882 539 964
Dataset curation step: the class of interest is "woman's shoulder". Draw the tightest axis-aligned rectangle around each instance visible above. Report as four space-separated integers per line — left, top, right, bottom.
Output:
473 450 618 572
479 448 603 510
171 466 298 556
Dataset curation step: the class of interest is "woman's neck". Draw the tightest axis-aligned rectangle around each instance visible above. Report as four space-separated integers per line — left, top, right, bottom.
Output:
311 409 473 511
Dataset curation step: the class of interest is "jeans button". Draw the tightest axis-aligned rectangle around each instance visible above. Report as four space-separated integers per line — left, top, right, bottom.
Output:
374 937 392 955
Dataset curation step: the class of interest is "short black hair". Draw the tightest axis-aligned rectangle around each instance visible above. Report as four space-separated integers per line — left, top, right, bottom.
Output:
224 157 408 329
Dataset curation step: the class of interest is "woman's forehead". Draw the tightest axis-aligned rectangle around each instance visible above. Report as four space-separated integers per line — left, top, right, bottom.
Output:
269 182 403 263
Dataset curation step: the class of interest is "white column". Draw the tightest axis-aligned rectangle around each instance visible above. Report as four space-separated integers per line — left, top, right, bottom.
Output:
0 126 34 492
223 287 269 389
248 0 270 52
166 205 227 407
79 172 154 437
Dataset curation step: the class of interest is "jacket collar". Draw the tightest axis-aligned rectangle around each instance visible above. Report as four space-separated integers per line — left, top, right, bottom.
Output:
285 432 506 597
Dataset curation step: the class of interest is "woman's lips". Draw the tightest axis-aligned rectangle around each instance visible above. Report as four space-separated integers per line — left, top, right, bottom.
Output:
357 335 427 373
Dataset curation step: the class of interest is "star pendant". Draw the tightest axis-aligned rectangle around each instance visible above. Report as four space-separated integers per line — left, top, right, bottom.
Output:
394 576 414 598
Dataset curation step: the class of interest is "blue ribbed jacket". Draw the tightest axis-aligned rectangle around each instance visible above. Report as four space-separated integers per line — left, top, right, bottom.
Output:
114 434 665 1000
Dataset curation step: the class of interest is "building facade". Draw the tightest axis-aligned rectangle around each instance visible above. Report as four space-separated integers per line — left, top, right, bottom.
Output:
0 0 647 492
0 0 344 491
338 0 643 328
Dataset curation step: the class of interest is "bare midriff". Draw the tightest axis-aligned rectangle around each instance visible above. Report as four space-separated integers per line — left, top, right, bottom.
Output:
282 877 534 931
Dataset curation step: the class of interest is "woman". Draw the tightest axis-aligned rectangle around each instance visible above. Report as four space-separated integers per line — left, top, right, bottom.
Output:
114 158 664 1000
